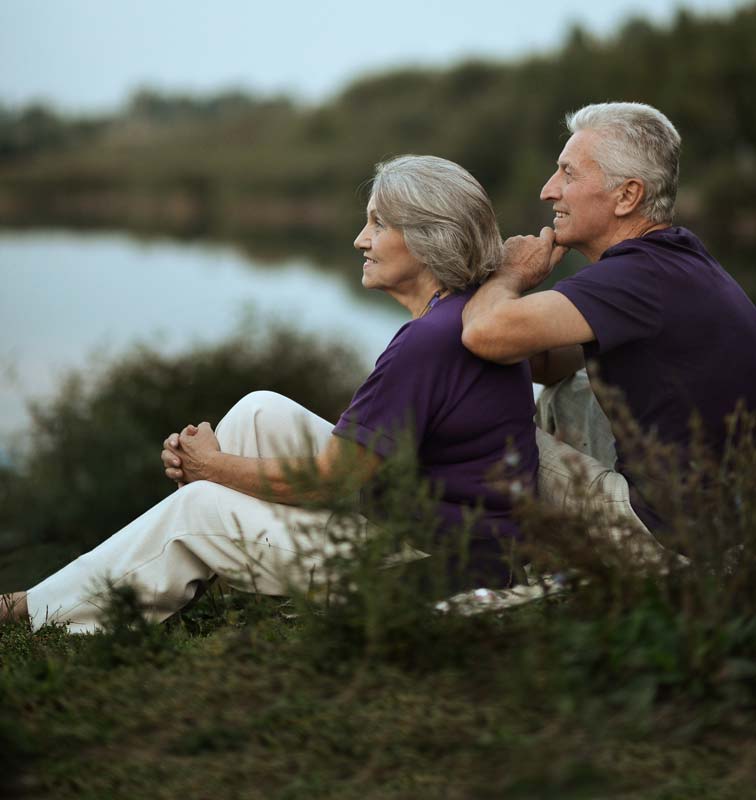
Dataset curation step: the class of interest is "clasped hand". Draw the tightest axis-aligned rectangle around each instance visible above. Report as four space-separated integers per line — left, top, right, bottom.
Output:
500 227 568 293
161 422 220 487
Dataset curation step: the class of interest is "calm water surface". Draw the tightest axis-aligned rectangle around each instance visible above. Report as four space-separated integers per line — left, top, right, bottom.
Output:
0 230 407 447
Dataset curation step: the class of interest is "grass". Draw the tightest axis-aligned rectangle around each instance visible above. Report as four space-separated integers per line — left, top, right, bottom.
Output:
4 466 756 797
2 349 755 798
3 547 756 799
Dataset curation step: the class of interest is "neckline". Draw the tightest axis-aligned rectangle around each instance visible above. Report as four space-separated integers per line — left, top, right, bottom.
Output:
412 290 459 321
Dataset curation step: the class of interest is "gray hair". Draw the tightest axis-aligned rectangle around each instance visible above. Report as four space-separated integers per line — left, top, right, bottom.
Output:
566 102 681 224
370 155 504 292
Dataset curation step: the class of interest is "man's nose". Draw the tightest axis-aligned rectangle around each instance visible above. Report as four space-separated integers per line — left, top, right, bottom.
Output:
540 172 560 201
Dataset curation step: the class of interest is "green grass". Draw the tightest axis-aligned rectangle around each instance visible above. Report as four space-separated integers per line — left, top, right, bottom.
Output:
3 570 756 800
2 336 755 798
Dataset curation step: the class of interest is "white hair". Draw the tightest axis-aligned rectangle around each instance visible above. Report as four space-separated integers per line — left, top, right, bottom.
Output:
566 102 681 224
370 155 504 292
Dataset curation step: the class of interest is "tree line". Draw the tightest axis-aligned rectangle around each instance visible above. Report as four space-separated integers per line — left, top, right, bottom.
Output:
0 4 754 287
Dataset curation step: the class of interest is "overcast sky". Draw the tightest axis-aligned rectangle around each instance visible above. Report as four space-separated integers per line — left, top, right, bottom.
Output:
0 0 749 113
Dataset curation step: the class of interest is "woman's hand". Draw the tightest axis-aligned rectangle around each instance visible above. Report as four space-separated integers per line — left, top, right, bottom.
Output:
178 422 221 483
162 432 185 487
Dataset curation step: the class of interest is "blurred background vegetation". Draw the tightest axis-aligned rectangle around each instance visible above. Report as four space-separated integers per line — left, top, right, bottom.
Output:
1 5 755 291
0 326 363 589
3 7 756 796
2 2 756 581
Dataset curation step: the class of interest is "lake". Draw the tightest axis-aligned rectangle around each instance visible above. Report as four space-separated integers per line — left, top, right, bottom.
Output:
0 230 408 451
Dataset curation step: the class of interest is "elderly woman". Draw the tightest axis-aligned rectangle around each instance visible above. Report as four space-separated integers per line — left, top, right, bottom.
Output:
2 155 538 633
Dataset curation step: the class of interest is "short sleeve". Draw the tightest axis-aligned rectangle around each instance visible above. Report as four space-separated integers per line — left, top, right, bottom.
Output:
332 323 441 457
554 250 663 353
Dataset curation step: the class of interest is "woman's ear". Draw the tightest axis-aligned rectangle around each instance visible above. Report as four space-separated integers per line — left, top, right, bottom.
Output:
614 178 645 218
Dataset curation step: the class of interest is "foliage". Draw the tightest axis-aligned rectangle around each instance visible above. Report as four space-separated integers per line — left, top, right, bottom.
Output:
1 324 365 564
2 393 756 796
1 4 755 288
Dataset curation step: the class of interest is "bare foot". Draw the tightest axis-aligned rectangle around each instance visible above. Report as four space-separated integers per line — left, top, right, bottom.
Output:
0 592 29 623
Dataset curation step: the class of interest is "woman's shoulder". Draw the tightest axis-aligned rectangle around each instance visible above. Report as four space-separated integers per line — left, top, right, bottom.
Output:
374 289 476 371
406 290 470 345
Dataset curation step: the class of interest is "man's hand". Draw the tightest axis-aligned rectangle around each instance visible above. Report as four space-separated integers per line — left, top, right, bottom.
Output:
461 227 592 364
178 422 221 484
499 227 568 294
162 431 186 487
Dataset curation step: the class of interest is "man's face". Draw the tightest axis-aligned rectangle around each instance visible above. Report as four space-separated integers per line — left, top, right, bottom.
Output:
540 129 619 259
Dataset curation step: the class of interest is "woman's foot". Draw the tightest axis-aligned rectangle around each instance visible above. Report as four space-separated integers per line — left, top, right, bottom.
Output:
0 592 29 623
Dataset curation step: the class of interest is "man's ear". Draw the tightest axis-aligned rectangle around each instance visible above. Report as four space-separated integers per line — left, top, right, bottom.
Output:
614 178 645 218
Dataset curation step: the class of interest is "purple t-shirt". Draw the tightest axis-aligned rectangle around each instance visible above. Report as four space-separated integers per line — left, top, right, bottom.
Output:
333 289 538 585
554 227 756 532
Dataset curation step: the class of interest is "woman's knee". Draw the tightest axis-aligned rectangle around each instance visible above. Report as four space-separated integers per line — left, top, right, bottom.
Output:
215 390 332 459
220 390 300 428
173 480 222 517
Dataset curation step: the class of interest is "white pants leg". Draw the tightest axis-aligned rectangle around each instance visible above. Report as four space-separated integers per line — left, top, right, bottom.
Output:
26 391 358 633
535 368 617 469
535 372 667 564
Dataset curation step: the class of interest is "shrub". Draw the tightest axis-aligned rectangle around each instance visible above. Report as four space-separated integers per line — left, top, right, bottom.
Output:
5 325 365 552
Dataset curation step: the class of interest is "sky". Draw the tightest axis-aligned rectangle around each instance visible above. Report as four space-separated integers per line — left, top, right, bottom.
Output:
0 0 749 114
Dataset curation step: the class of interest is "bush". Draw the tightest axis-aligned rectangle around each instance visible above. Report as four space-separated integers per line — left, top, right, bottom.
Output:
509 389 756 713
5 325 365 553
2 385 756 797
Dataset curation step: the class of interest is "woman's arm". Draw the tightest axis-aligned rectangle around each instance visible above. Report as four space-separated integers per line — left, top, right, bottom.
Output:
164 422 381 506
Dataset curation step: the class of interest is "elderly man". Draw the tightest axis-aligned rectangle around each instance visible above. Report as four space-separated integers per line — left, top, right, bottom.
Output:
462 101 756 555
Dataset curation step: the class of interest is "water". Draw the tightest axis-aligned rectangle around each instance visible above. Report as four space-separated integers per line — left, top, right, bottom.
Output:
0 230 408 446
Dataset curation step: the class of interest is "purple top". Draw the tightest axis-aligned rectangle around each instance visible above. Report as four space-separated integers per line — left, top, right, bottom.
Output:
554 227 756 532
333 289 538 586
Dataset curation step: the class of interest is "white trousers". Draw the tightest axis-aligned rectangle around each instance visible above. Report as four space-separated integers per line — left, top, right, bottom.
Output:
535 370 668 564
26 391 362 634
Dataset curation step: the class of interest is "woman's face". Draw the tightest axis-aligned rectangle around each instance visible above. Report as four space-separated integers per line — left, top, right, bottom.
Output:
354 197 426 296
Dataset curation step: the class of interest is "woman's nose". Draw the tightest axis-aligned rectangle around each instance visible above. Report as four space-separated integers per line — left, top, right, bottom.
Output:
354 224 370 250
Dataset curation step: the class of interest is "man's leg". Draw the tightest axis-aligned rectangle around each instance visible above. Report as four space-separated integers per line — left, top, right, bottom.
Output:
535 372 667 564
536 428 668 563
536 369 617 469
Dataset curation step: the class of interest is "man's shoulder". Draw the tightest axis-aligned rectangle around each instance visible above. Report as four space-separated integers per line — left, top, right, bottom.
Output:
560 227 712 287
557 247 655 291
601 226 709 264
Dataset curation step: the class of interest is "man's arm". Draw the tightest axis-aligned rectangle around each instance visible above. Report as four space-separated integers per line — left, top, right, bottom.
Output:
530 345 585 386
462 228 595 364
